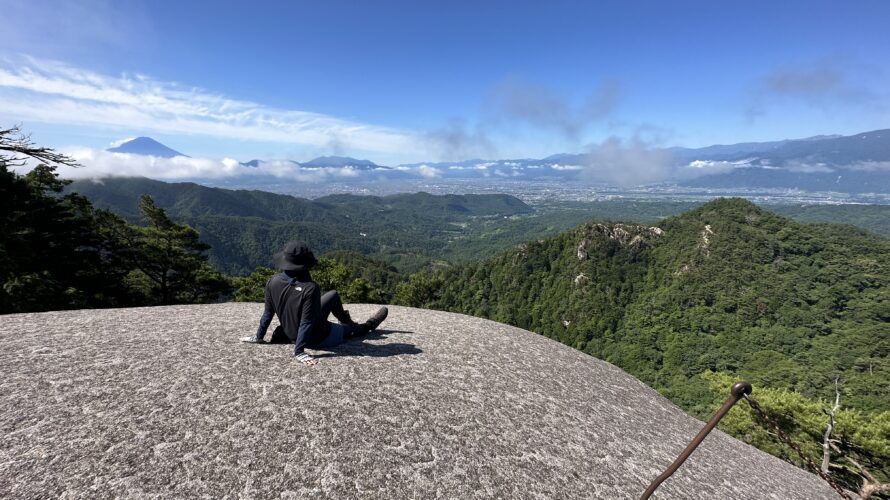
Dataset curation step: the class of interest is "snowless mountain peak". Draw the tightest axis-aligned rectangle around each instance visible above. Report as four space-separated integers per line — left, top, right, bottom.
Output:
107 137 188 158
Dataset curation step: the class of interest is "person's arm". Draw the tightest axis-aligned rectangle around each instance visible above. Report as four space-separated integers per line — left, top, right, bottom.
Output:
294 284 321 363
254 279 275 340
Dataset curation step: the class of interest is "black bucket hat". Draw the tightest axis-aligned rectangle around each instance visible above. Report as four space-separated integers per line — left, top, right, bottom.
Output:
273 241 318 271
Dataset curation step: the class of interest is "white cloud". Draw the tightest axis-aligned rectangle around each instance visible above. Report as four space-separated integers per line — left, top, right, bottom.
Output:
582 137 673 186
11 148 446 182
54 148 242 179
785 161 834 173
550 164 583 171
687 160 734 169
0 56 421 157
416 164 442 178
108 137 135 148
446 163 497 171
678 158 780 179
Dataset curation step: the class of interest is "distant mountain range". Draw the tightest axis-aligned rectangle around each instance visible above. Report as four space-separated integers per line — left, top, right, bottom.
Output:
301 156 385 170
239 156 385 170
105 129 890 193
675 129 890 192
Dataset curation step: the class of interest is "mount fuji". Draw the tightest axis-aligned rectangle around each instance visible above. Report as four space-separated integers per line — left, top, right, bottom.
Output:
107 137 188 158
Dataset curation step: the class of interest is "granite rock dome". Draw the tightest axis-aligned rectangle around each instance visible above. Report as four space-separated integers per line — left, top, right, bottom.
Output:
0 304 836 499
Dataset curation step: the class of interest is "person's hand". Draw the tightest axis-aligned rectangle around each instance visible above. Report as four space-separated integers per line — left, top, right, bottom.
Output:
296 353 317 366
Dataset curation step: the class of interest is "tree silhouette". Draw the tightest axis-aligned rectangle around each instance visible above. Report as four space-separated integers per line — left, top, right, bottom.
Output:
0 125 80 168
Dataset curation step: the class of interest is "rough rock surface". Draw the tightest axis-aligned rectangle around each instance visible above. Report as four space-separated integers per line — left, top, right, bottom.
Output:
0 304 836 499
576 223 663 261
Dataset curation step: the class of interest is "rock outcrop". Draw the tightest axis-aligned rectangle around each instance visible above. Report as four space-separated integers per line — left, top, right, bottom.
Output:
0 304 836 499
577 223 664 262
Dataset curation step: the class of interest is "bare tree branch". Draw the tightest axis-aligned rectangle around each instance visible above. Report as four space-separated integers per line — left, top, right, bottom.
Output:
860 482 890 499
828 441 889 499
822 377 841 473
0 124 81 168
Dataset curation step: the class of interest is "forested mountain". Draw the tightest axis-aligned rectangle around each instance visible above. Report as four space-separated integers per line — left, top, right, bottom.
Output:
68 177 890 277
425 198 890 417
67 177 533 274
770 204 890 238
70 177 531 220
538 201 890 239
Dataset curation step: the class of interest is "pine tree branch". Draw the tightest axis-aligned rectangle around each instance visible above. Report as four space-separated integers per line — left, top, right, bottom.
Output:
1 125 81 168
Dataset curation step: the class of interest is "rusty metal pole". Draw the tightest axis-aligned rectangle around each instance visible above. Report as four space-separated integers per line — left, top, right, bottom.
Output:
640 381 753 500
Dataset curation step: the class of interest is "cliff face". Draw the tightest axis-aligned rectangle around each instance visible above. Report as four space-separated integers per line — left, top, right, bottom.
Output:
575 223 664 262
0 304 835 499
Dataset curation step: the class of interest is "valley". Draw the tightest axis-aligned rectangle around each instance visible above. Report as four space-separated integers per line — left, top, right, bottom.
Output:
69 177 890 276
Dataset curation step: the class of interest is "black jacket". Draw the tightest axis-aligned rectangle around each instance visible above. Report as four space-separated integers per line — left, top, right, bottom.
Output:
256 272 327 354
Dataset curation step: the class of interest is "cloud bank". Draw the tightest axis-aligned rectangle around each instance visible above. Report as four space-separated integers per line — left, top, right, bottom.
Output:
581 136 673 186
32 148 434 182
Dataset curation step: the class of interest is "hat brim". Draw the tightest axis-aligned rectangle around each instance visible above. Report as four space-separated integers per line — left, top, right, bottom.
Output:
273 251 317 271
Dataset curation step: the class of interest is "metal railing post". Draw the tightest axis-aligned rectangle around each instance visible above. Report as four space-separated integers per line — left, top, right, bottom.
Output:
639 381 752 499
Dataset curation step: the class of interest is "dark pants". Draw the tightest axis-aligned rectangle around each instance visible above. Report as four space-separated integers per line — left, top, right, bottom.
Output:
270 290 359 343
320 290 352 324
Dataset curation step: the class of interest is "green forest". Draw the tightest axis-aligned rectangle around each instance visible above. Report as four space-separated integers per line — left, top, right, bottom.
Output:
67 176 890 277
415 199 888 409
411 197 890 491
3 132 889 494
1 166 231 312
67 177 539 274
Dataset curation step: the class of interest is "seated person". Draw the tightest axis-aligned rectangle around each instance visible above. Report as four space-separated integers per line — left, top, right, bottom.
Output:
241 241 388 366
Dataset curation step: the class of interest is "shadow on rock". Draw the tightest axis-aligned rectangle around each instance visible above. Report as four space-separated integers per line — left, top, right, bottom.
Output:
313 329 422 358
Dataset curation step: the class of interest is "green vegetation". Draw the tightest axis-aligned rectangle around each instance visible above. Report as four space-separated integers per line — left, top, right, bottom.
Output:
68 177 535 274
232 252 396 304
2 164 134 312
67 178 890 280
1 161 231 313
10 139 889 485
103 195 231 305
702 372 890 494
421 198 890 412
396 198 889 486
771 203 890 239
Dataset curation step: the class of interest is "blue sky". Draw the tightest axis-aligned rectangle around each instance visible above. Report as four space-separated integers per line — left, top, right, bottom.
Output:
1 0 888 166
